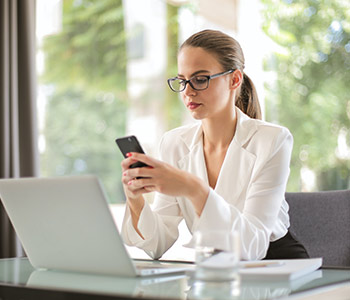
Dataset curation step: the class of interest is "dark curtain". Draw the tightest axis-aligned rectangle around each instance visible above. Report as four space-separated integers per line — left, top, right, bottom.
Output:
0 0 38 258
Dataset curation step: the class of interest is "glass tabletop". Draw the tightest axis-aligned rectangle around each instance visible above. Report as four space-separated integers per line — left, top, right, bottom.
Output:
0 258 349 300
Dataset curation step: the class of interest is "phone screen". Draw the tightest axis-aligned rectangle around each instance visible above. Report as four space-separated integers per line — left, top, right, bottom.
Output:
115 135 148 168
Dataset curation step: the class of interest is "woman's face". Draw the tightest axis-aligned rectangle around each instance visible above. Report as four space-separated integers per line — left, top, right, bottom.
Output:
177 46 235 121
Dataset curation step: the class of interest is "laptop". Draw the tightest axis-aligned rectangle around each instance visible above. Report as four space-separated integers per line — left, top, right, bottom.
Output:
0 175 190 277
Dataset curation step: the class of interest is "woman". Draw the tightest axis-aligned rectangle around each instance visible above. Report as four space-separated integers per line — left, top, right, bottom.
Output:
120 29 309 260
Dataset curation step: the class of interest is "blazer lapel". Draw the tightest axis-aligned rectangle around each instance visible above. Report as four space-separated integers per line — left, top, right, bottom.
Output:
214 142 256 206
215 108 258 205
177 124 209 185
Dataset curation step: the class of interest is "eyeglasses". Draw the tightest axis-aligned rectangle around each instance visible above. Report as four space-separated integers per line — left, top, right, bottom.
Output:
167 69 234 92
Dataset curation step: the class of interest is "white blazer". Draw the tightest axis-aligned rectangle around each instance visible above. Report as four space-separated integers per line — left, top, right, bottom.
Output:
121 108 292 260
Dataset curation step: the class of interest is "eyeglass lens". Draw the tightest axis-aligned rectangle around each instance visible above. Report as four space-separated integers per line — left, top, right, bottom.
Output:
170 76 209 92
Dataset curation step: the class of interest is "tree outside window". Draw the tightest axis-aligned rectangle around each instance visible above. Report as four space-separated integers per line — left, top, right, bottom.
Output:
262 0 350 191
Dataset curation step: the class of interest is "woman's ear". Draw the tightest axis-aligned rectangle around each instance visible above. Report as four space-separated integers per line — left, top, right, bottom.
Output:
230 70 243 90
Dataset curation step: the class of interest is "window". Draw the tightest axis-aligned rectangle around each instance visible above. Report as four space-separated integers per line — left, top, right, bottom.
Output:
261 0 350 191
36 0 128 203
36 0 350 212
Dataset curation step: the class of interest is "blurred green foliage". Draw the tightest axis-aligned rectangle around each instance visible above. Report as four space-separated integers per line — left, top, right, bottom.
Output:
165 4 184 130
40 0 127 203
262 0 350 191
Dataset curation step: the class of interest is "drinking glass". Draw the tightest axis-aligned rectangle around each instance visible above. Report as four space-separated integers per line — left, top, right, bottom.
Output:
193 230 241 282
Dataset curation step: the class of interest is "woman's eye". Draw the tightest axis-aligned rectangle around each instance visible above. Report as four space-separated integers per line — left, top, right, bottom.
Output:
193 77 207 84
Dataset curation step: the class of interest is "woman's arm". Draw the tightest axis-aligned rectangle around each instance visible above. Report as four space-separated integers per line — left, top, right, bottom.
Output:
120 154 147 238
120 135 209 259
121 151 204 259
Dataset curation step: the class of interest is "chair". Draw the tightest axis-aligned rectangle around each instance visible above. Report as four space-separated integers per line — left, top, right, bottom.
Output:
285 190 350 267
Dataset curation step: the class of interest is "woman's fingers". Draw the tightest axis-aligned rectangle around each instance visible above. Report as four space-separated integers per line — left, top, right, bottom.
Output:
121 152 183 196
124 179 156 197
121 157 142 171
128 177 155 189
121 153 158 173
126 152 158 168
124 167 154 180
122 168 155 193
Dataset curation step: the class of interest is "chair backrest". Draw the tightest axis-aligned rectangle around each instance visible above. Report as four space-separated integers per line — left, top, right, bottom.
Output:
285 190 350 267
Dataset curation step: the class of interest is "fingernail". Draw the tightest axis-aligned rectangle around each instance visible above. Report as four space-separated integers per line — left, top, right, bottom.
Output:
123 172 127 176
128 180 132 185
126 152 132 157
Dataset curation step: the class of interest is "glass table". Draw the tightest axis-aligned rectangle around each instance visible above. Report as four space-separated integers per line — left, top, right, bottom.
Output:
0 258 349 300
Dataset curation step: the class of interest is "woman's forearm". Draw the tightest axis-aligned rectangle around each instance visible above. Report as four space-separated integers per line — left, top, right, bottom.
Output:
127 195 145 239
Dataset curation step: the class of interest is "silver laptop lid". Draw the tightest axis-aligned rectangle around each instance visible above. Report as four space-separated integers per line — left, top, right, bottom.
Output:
0 175 137 276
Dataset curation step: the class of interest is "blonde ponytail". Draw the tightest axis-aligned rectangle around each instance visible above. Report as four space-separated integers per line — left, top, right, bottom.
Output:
236 73 262 120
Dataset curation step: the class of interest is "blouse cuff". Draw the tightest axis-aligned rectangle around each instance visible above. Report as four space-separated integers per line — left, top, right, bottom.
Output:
137 201 156 240
195 188 236 232
122 202 155 246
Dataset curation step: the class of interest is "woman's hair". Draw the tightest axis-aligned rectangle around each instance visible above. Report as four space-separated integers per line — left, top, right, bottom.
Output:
179 29 262 120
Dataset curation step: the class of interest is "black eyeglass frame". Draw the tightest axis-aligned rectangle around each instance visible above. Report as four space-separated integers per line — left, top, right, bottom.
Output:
167 69 235 92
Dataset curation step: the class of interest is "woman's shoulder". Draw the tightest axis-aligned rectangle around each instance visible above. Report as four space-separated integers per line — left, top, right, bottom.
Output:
253 119 292 139
238 110 291 140
236 110 293 156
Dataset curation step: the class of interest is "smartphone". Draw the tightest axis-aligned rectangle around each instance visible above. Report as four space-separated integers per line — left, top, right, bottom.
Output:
115 135 149 168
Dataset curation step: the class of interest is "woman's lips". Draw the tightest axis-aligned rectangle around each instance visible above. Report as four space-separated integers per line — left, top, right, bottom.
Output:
187 102 201 110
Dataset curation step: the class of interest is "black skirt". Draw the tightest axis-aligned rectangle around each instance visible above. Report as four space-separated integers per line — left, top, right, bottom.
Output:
264 230 309 260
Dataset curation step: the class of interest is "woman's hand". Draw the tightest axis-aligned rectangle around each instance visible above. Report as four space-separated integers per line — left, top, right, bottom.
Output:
122 152 189 197
121 154 148 237
121 152 210 215
121 153 151 201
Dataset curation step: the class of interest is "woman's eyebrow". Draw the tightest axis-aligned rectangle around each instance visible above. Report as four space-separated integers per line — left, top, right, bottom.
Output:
177 70 210 77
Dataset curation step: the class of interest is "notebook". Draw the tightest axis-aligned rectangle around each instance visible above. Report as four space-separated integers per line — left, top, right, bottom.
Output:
238 258 323 281
0 175 190 277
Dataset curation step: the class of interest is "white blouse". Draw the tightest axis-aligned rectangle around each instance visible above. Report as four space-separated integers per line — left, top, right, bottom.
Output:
121 108 292 260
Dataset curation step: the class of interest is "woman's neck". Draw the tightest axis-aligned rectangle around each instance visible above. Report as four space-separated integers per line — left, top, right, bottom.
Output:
201 107 237 151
